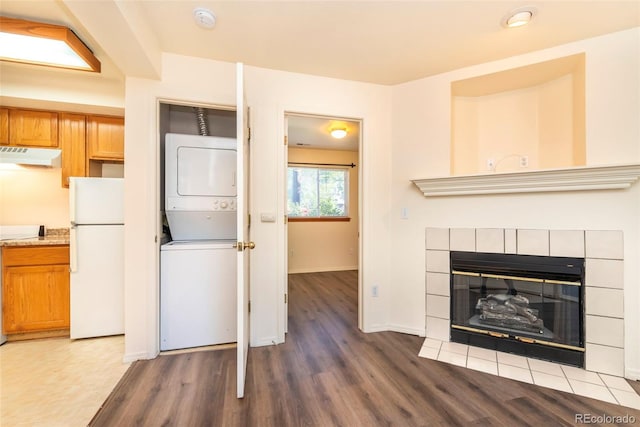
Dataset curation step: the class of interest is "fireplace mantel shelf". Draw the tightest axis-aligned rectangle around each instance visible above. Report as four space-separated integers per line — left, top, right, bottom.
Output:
411 164 640 197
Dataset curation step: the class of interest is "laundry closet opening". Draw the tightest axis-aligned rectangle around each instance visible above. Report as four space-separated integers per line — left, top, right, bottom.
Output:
158 101 238 353
285 113 362 325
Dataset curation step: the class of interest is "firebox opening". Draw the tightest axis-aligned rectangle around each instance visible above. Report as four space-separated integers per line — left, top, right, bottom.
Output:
450 251 585 367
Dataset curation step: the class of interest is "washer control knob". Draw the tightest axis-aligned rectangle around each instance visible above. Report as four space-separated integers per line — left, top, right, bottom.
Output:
220 201 228 209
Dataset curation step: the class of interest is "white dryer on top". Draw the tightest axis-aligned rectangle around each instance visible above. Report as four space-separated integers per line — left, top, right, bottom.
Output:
165 133 237 240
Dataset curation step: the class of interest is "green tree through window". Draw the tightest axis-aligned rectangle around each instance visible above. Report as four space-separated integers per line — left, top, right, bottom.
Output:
287 166 348 217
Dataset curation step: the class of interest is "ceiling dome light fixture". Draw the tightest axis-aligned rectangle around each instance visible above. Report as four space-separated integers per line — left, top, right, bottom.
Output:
330 128 348 139
502 7 537 28
193 8 216 29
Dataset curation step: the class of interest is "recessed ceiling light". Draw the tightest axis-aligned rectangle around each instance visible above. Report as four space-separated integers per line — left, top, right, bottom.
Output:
502 7 537 28
330 128 347 139
193 8 216 29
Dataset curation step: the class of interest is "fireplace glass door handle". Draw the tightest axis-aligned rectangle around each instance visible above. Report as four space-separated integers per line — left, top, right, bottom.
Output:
487 331 508 338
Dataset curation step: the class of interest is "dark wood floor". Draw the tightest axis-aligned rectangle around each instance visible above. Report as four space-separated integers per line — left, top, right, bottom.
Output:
91 270 640 426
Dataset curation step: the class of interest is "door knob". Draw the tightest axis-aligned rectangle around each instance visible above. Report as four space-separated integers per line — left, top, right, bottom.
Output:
234 241 256 251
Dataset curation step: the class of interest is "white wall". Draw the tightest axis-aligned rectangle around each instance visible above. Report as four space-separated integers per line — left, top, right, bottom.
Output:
389 28 640 377
247 66 392 343
123 55 236 361
0 166 69 227
123 53 392 360
0 62 124 110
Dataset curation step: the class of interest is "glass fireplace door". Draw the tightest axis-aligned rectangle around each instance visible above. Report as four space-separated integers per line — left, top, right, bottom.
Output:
451 272 582 350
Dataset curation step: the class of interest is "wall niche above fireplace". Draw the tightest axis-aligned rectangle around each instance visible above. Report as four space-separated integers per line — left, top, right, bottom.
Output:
450 53 585 175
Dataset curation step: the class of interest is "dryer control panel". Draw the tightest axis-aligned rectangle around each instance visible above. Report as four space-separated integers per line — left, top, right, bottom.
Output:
212 198 236 211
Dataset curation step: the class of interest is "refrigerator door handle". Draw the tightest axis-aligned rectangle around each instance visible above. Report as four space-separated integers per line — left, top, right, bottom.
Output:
69 178 77 224
70 226 78 273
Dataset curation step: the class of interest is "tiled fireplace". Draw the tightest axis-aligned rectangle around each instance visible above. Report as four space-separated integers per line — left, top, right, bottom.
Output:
425 227 625 377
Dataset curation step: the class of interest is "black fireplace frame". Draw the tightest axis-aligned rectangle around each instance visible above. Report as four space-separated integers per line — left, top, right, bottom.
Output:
450 251 585 367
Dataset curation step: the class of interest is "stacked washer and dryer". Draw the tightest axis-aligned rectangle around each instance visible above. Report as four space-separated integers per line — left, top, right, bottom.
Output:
160 132 237 351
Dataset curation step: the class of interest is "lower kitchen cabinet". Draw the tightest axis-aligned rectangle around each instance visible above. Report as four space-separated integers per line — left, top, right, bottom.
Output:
2 245 70 334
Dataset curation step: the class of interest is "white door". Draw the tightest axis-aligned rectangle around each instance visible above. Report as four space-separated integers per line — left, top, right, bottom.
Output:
283 115 289 334
236 63 253 399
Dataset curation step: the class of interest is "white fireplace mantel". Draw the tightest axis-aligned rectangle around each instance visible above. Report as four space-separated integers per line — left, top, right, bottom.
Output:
411 164 640 197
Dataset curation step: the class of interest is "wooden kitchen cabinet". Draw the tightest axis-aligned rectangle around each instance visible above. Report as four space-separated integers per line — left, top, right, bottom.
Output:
8 108 59 147
87 115 124 161
0 108 8 144
2 245 70 334
59 113 87 187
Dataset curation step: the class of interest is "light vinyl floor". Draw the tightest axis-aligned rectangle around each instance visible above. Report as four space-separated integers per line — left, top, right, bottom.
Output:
0 335 128 427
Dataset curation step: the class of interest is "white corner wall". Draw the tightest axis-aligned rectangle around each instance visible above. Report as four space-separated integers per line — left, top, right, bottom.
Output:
389 28 640 377
123 54 237 361
123 53 393 360
246 65 393 343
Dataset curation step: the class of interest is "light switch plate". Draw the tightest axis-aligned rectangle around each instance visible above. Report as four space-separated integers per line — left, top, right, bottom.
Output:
260 213 276 223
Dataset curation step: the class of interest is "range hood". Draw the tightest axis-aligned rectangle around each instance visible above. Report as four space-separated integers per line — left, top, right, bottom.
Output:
0 146 62 167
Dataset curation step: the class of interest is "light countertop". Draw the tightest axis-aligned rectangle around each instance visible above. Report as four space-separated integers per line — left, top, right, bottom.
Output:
0 228 70 247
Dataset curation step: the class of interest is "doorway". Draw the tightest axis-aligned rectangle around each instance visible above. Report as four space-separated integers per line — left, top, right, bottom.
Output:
284 113 362 332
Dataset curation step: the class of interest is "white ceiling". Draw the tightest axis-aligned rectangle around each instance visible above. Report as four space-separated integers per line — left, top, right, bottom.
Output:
288 114 360 151
1 1 638 85
138 0 640 85
1 1 638 148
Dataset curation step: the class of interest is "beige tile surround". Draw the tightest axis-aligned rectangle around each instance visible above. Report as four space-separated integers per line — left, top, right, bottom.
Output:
425 227 626 377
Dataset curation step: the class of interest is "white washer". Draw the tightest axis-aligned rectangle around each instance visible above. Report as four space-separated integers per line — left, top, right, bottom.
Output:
160 240 236 351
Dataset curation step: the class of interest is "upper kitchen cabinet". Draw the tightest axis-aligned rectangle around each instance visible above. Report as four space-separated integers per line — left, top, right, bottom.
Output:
8 108 59 147
87 115 124 161
59 113 87 188
0 108 8 144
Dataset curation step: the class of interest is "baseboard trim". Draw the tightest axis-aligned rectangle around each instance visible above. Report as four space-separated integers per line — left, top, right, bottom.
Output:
288 266 358 274
123 351 154 363
252 336 281 347
362 324 388 333
387 324 426 337
625 367 640 381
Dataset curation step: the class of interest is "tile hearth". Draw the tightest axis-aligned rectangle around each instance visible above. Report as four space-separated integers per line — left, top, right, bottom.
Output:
418 338 640 410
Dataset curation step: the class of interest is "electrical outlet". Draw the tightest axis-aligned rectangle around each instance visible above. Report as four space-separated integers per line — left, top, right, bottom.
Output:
372 285 379 297
520 156 529 167
487 158 495 170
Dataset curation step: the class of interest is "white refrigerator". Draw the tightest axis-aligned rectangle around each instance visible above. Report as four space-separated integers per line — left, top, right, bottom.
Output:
69 177 124 339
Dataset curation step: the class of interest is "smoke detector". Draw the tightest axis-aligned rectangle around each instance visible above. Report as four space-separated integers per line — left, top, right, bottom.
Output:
193 8 216 29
